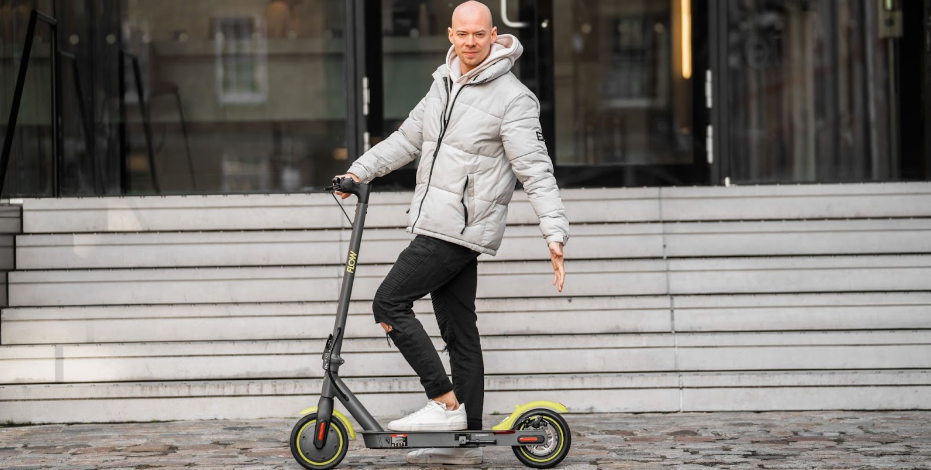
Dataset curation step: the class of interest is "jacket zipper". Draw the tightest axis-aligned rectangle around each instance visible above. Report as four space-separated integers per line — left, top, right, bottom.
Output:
412 78 469 231
460 176 469 234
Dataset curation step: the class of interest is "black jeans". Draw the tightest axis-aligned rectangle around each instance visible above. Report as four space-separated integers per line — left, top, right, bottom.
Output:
372 235 483 430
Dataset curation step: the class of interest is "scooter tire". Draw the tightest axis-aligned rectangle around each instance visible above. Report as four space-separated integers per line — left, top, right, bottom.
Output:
289 413 349 470
511 408 571 468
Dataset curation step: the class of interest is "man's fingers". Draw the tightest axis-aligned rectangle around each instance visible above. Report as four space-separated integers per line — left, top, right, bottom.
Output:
552 258 565 293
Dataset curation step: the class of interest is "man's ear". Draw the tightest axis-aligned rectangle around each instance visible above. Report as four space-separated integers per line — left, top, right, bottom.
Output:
448 26 454 44
490 26 497 41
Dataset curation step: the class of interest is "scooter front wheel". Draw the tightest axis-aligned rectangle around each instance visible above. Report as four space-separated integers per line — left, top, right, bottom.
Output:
289 413 349 470
511 408 571 468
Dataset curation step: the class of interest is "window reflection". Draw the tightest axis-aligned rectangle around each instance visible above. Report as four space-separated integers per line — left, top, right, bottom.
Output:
726 0 908 183
0 0 57 196
121 0 348 193
552 0 694 167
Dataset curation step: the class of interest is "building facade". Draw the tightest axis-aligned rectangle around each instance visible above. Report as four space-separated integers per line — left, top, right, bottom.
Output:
1 0 928 196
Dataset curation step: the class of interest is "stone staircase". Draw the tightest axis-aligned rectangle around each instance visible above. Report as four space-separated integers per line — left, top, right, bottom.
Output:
1 183 930 423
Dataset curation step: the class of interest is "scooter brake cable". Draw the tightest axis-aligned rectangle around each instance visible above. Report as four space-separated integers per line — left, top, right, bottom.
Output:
329 191 354 229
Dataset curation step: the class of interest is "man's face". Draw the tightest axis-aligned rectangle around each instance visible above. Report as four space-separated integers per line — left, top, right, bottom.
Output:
448 9 497 73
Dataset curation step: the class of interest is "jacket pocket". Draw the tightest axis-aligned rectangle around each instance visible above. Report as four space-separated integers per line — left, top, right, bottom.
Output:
459 176 470 234
467 174 476 223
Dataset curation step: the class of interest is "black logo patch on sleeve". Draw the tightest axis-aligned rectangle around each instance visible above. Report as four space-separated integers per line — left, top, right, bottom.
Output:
536 131 545 142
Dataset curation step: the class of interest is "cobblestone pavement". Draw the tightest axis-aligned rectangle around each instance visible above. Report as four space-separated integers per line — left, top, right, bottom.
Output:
1 411 929 469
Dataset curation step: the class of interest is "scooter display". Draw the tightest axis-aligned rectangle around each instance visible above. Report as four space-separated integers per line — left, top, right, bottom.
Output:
289 177 572 469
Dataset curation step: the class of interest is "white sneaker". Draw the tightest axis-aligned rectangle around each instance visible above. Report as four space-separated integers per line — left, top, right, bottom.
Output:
386 401 467 431
406 447 483 465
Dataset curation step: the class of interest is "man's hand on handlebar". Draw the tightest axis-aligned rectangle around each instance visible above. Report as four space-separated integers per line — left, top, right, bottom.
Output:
333 173 360 199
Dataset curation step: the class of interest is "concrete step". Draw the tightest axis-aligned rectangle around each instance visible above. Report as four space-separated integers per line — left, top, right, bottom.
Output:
20 189 655 233
666 255 931 295
0 374 682 423
0 335 678 384
16 218 931 270
7 259 668 307
4 293 930 345
1 370 928 423
10 255 931 307
14 223 661 269
662 218 931 257
657 182 931 221
2 331 928 385
673 292 931 332
20 183 931 234
0 296 672 345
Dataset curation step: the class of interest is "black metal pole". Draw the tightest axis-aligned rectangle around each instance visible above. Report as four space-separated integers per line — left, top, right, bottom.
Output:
173 90 196 191
50 16 62 197
118 51 129 194
130 54 159 193
708 0 729 185
343 0 366 162
63 52 96 194
0 11 39 198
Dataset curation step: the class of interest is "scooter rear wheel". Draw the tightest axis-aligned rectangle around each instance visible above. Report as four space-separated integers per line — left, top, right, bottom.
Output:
511 408 571 468
289 413 349 470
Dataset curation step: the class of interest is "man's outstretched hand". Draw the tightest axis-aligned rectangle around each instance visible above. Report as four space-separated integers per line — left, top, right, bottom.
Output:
333 173 360 199
549 242 565 292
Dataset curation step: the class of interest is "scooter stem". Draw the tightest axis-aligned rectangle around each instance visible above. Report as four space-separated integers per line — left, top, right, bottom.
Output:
316 178 382 441
330 179 369 358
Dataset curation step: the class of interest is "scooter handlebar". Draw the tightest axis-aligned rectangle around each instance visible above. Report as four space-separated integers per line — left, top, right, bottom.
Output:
327 177 357 193
326 177 371 203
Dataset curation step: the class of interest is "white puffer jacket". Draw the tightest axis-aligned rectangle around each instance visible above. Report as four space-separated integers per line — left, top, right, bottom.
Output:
348 35 568 256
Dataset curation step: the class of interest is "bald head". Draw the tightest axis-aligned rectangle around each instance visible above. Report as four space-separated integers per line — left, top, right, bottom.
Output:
448 1 498 74
452 1 494 31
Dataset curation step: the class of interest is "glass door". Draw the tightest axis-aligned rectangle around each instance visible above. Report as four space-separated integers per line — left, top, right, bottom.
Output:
716 0 928 184
548 0 710 187
367 0 709 189
371 0 547 188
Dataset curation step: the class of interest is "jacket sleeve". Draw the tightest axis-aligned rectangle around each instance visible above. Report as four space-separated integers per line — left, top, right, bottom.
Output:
347 95 427 183
500 93 570 246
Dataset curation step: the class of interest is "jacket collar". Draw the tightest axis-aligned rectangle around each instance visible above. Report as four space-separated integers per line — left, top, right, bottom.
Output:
432 34 523 85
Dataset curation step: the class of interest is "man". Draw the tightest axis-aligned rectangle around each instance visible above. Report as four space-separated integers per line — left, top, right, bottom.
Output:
335 1 568 465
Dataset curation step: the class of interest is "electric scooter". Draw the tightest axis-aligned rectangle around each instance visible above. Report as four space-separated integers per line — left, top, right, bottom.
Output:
289 177 572 469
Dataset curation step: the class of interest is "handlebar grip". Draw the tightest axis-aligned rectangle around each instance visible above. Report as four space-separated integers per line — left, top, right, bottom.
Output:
330 177 356 193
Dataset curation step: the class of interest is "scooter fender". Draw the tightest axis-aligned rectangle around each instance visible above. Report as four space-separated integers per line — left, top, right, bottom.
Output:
491 400 569 431
298 407 356 440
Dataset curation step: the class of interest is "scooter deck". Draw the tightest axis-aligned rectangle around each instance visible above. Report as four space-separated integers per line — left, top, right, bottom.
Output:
361 429 547 449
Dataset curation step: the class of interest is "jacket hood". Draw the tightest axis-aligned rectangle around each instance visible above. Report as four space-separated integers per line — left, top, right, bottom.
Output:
437 34 523 85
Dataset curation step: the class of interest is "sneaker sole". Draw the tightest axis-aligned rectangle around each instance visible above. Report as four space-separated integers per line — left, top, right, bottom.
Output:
406 456 482 465
386 422 468 432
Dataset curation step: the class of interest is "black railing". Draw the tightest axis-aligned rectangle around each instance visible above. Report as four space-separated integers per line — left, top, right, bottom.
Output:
118 50 159 193
0 10 98 198
2 10 198 198
60 50 97 192
1 9 63 198
116 50 198 193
